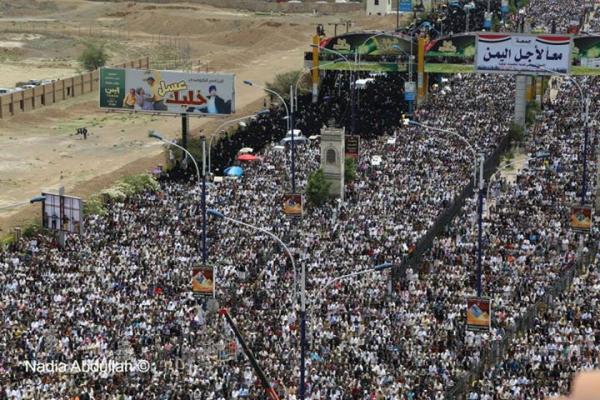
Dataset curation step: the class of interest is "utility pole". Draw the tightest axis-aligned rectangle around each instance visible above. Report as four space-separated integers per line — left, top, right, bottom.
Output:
476 154 484 297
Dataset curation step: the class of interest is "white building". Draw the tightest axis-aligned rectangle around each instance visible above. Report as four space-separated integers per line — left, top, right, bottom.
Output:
366 0 392 15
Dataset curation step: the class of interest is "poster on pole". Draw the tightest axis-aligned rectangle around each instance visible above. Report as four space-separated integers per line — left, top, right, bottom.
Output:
283 193 303 216
345 135 360 159
192 266 214 296
99 68 235 116
41 192 83 234
475 34 572 74
570 205 592 232
466 297 491 331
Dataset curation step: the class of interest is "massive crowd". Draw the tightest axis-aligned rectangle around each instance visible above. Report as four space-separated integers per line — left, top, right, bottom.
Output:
1 1 599 400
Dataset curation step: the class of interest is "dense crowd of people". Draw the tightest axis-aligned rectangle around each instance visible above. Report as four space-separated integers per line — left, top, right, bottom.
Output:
1 1 599 400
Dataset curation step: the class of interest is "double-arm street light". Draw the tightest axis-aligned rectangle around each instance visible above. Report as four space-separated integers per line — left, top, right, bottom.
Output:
149 130 208 263
244 80 297 193
403 118 487 296
310 262 393 334
207 110 270 176
207 208 307 399
534 66 591 206
403 118 478 186
0 195 47 211
310 44 357 135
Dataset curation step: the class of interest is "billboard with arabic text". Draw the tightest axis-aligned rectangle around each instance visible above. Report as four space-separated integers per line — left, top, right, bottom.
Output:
475 34 572 74
99 68 235 116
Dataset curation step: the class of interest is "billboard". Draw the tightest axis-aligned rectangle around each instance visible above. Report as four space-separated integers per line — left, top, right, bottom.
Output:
192 266 214 296
466 297 491 331
283 193 303 216
99 68 235 116
476 34 572 74
570 205 592 232
41 193 83 234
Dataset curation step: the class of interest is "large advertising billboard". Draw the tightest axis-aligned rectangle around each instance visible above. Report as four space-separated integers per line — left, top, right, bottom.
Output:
99 68 235 116
41 193 83 234
475 34 572 74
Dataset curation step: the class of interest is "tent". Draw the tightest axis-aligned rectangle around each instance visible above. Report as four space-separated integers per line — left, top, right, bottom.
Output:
224 166 244 177
237 154 258 161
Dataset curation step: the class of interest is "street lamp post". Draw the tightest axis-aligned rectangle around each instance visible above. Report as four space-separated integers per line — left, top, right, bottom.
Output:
0 195 46 211
311 262 393 324
310 45 356 134
207 110 270 176
476 153 485 297
244 80 296 192
149 131 207 262
404 119 478 186
533 67 590 205
207 208 306 399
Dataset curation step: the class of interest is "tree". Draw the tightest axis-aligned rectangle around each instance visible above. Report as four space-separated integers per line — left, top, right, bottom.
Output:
508 122 525 144
345 157 357 184
79 43 108 71
265 70 305 101
306 169 332 207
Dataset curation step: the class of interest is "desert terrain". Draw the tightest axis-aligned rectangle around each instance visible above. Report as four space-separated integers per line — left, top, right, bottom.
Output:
0 0 405 235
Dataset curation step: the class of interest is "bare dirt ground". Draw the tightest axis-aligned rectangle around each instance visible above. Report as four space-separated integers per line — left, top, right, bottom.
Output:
0 0 404 235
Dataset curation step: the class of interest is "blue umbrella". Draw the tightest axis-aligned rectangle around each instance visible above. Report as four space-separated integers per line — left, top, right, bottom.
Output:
224 166 244 177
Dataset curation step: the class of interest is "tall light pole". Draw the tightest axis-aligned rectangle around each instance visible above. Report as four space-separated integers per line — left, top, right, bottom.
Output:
310 262 393 335
207 208 306 398
149 131 207 262
0 195 47 211
534 66 590 205
207 110 270 176
404 119 478 186
310 45 356 134
476 153 485 297
244 80 296 192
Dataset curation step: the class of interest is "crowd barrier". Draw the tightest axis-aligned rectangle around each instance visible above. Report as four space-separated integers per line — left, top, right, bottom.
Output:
0 57 149 120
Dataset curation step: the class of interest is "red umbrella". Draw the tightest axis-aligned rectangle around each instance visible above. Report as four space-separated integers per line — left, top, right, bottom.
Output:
237 154 258 161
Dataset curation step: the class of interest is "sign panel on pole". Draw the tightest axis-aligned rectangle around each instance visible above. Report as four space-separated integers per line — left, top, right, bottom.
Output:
283 193 304 216
570 205 593 232
100 68 235 116
399 0 413 12
192 266 215 296
345 135 360 159
466 297 491 331
475 34 572 74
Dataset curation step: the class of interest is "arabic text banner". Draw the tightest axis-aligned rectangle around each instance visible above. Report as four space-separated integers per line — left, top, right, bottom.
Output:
99 68 235 116
476 34 571 74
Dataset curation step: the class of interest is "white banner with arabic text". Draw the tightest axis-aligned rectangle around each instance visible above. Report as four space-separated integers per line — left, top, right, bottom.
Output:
476 34 572 74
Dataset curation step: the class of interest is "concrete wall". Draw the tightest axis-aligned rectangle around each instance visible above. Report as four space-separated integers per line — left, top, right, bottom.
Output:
0 57 149 120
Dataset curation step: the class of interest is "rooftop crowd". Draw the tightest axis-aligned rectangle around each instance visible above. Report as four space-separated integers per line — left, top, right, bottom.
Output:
1 1 599 399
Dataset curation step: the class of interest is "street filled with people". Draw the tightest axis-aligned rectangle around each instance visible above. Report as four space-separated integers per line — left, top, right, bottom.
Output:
1 0 599 399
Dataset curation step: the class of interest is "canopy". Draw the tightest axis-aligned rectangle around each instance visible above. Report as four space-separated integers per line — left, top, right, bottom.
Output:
273 145 286 151
239 147 254 154
224 166 244 177
237 154 258 161
280 135 309 145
